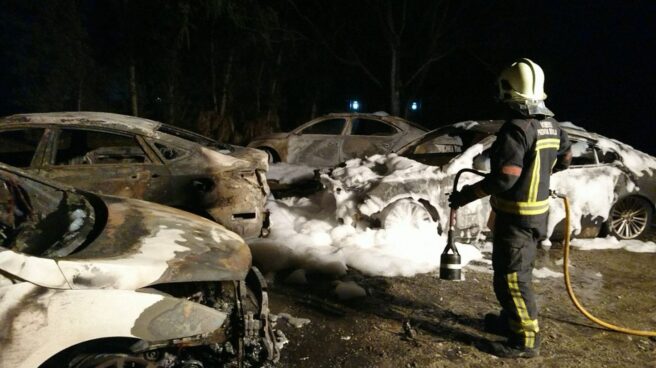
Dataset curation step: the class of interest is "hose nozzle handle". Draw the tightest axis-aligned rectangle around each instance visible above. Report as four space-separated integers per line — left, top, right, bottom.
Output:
549 189 566 199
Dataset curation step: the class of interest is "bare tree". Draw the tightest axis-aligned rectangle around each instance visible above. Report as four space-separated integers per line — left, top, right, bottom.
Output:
290 0 489 116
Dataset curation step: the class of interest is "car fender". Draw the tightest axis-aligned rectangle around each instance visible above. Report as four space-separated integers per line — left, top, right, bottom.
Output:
0 283 227 368
0 248 70 289
248 137 289 162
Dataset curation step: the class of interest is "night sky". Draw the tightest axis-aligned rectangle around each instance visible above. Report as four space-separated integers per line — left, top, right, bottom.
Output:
1 1 655 154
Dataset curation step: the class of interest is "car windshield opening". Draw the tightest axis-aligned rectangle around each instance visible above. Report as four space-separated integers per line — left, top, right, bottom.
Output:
0 173 95 257
158 124 233 153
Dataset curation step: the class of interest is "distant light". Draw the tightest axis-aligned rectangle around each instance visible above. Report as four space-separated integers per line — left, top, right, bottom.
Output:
410 101 419 111
349 100 360 111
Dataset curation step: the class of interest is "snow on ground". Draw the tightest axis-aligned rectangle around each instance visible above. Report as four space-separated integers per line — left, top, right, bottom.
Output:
249 190 483 277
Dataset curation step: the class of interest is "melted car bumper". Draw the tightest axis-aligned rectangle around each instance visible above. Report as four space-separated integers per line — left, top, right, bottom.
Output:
205 169 271 240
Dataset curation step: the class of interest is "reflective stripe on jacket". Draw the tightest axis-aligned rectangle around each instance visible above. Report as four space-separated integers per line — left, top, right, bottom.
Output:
489 118 570 220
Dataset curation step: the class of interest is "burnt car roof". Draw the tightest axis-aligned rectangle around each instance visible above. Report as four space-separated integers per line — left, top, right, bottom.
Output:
1 112 163 136
324 112 429 131
408 119 598 147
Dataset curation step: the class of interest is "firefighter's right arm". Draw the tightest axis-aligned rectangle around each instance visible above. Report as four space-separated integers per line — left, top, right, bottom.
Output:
449 125 525 208
553 127 572 172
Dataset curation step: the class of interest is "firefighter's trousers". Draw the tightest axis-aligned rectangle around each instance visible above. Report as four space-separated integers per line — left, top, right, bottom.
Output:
491 214 542 349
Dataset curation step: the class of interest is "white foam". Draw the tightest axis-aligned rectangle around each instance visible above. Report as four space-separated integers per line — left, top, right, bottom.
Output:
250 192 482 277
571 236 656 253
533 267 563 278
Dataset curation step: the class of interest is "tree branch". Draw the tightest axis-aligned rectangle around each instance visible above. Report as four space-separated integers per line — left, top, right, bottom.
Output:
404 48 453 88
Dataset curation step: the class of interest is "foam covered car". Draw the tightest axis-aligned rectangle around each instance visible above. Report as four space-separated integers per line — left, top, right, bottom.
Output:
0 163 282 367
0 112 270 240
322 121 656 242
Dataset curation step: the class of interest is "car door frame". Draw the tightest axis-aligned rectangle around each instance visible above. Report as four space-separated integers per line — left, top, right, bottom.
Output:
287 116 349 167
340 116 402 162
38 126 172 202
0 124 53 173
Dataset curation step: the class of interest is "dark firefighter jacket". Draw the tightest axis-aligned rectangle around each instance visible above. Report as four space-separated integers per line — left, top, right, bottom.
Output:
474 118 572 229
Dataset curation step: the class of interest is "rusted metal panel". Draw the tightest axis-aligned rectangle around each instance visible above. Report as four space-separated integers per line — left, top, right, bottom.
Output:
340 135 397 161
59 196 251 289
0 164 281 366
247 113 427 166
287 135 342 167
3 112 162 137
0 112 272 239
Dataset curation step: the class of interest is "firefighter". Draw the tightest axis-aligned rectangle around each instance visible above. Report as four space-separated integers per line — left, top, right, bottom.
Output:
449 58 572 358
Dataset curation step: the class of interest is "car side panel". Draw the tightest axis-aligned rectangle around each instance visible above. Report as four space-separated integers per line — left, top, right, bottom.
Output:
0 283 227 368
0 248 69 288
341 135 398 161
38 128 172 203
288 134 343 167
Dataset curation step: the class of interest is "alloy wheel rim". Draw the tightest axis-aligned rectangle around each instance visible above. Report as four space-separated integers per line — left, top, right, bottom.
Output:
610 197 649 239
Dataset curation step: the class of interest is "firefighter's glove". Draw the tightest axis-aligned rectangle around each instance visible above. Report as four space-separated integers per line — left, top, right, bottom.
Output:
448 185 477 209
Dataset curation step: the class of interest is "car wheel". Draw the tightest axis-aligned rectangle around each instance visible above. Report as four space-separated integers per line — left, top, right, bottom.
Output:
609 196 653 240
69 353 158 368
379 198 436 230
259 147 280 163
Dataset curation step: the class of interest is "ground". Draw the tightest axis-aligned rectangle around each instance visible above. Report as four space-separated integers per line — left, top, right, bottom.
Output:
268 238 656 367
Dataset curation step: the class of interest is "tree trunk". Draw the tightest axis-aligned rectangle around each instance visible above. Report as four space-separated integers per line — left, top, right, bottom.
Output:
266 49 283 131
210 32 218 112
129 64 138 117
255 62 265 113
311 95 318 119
390 48 401 116
219 50 234 117
77 76 84 111
168 82 175 124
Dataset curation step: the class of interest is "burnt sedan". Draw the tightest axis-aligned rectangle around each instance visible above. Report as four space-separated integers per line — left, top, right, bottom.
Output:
247 112 427 167
322 121 656 242
0 112 270 240
397 120 656 240
0 163 281 367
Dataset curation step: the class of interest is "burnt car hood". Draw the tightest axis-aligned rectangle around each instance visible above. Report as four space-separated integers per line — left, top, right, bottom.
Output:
227 145 269 171
201 145 269 172
56 195 252 290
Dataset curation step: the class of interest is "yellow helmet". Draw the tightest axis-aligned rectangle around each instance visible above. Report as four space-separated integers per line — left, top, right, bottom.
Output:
497 58 547 102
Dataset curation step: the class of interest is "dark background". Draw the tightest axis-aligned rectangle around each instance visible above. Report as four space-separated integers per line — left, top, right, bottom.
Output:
1 0 654 154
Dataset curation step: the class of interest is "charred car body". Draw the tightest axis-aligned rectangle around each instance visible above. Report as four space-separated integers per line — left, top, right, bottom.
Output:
0 112 270 240
322 121 655 242
247 112 427 167
0 163 282 367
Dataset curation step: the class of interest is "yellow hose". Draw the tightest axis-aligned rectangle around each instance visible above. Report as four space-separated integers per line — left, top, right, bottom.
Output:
561 195 656 337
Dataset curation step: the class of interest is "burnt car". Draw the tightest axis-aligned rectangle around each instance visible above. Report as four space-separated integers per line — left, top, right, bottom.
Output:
247 112 427 167
0 112 270 240
0 163 282 367
322 120 656 242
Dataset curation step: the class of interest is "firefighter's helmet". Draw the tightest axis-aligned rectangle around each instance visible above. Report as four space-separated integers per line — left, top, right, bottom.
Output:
498 58 547 102
498 58 553 116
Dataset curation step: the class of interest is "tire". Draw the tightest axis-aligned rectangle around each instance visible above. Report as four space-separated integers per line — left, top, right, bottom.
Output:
379 198 436 230
259 147 280 163
69 354 158 368
608 196 653 240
